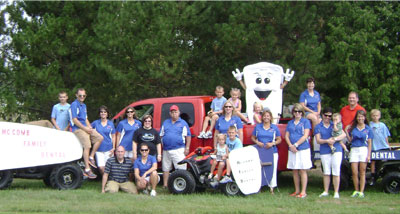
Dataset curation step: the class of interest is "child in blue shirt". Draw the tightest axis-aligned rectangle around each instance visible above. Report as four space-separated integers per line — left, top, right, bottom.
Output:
199 86 227 139
51 91 70 131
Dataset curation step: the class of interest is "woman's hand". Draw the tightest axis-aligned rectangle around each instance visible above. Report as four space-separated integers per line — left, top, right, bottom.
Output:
257 141 264 148
264 142 274 149
289 144 298 153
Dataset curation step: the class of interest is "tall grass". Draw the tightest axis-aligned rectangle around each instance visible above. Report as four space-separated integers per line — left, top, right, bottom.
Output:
0 169 399 214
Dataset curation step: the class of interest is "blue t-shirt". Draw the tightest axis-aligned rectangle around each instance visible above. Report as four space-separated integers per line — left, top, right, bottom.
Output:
369 122 391 151
286 118 311 150
215 115 243 134
252 123 281 153
69 99 87 132
211 97 227 112
91 119 116 152
314 121 343 155
226 137 243 152
116 119 142 151
349 125 374 148
160 118 191 151
133 155 157 177
299 90 321 112
51 103 70 130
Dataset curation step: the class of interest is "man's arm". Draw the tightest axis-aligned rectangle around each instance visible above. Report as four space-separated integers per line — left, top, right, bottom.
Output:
101 172 109 193
185 136 191 156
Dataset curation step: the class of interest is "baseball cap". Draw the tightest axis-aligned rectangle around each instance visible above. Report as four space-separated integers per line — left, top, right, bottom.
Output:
170 105 179 112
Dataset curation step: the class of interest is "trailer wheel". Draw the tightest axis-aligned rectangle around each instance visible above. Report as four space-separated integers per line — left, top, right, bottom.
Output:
382 172 400 194
0 170 13 190
49 163 83 190
168 170 196 194
220 181 242 196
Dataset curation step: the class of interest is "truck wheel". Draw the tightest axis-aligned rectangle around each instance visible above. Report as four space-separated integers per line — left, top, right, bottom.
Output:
220 182 242 196
382 172 400 194
168 170 196 194
49 163 83 190
0 170 13 190
43 176 52 187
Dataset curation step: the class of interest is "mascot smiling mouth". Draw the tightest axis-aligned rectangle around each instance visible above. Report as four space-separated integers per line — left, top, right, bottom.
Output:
254 90 272 101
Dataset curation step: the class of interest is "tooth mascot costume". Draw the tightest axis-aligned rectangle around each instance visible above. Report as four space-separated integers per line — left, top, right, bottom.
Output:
232 62 295 124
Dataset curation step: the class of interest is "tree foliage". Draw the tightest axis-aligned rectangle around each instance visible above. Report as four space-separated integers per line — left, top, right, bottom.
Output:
1 1 399 140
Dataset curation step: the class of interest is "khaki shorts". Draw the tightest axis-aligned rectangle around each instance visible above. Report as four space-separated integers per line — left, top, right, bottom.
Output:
25 120 54 129
74 129 103 149
105 180 137 194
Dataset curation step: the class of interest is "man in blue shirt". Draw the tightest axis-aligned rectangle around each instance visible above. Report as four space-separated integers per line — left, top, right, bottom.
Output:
160 105 191 188
70 88 103 179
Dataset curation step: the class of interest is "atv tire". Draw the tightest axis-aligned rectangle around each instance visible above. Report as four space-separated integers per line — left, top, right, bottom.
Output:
382 172 400 194
168 170 196 194
0 170 13 189
220 181 242 196
49 163 83 190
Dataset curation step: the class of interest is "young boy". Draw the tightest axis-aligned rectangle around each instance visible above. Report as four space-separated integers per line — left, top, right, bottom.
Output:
219 125 243 183
369 109 391 185
51 91 70 131
198 86 227 139
330 113 348 154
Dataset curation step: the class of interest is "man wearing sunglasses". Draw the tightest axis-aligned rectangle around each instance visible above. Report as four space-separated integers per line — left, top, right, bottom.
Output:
70 88 103 179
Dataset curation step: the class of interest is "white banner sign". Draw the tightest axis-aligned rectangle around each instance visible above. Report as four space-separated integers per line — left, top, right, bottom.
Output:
0 122 83 170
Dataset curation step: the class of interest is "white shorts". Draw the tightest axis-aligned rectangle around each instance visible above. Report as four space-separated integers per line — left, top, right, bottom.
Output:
320 152 342 176
269 153 278 188
145 175 161 183
124 151 133 158
349 147 368 163
162 148 187 172
95 150 113 167
287 148 312 170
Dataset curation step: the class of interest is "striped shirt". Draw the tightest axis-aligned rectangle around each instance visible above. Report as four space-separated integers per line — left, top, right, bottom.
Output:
104 157 133 183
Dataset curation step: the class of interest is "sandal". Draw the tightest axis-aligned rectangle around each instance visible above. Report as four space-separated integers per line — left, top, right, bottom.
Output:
89 157 97 168
289 192 298 197
296 193 307 198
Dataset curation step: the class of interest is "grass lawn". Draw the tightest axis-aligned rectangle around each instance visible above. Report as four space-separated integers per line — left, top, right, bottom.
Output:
0 167 399 214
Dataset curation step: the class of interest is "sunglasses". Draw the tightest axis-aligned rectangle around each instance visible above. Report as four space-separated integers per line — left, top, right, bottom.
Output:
78 95 86 98
324 114 332 118
293 110 302 113
140 149 149 152
224 106 233 108
100 111 107 113
126 111 134 113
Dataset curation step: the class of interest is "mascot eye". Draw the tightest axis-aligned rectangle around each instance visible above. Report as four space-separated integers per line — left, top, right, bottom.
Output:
264 78 270 84
256 78 262 84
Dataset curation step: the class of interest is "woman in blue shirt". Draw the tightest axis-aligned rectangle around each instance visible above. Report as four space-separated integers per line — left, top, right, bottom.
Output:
213 101 243 147
285 103 312 198
348 110 373 198
134 144 158 197
299 77 321 128
251 109 281 194
116 107 142 160
314 107 347 199
91 106 116 175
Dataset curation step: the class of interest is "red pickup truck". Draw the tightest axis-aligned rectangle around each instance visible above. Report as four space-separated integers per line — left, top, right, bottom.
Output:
112 96 291 172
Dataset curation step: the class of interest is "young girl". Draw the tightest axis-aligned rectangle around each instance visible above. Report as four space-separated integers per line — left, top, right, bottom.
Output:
228 88 249 123
253 102 263 124
209 134 229 182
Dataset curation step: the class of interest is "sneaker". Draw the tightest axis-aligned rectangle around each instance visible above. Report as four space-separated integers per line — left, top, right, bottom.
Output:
220 175 233 184
351 191 360 197
205 131 213 139
296 193 307 198
369 179 375 186
142 189 149 195
198 131 206 139
83 169 97 179
213 175 219 181
208 173 213 180
331 147 336 154
89 157 97 168
358 192 365 198
319 192 329 198
150 190 157 197
333 192 340 199
210 180 219 188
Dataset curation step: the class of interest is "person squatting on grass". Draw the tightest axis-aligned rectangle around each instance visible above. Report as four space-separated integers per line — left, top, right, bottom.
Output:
315 107 347 199
101 146 137 194
134 143 159 197
285 103 312 198
348 110 373 198
251 109 282 194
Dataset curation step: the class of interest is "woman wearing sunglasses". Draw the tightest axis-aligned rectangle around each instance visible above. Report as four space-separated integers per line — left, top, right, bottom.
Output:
285 103 312 198
133 144 159 197
314 107 347 199
116 107 142 160
213 101 243 148
132 115 162 162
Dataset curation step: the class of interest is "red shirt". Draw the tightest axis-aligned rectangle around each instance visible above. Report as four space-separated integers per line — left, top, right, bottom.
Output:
340 104 366 130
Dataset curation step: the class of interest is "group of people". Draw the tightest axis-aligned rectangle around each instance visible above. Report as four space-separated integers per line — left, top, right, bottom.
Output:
48 88 192 197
